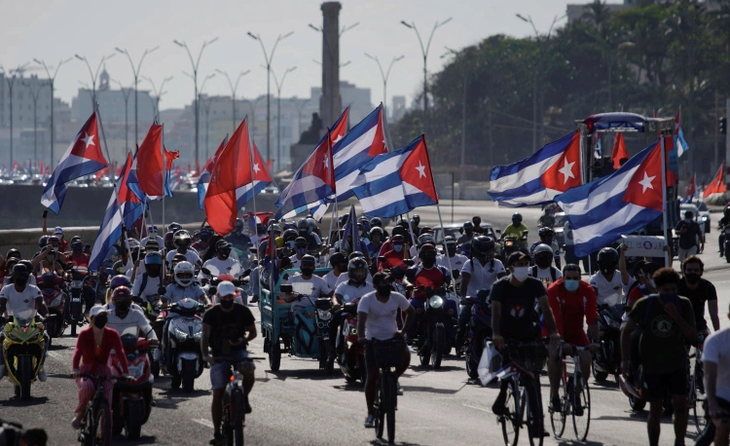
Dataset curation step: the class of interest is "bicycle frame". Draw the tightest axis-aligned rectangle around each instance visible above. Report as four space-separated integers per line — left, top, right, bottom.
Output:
550 342 591 441
78 374 116 446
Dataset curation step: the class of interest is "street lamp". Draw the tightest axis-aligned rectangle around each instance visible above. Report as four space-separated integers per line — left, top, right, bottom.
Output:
271 65 297 171
400 17 452 132
22 76 47 165
290 97 311 141
142 75 173 117
364 53 404 117
111 79 133 153
173 37 219 166
0 63 29 168
247 30 294 166
242 96 266 141
215 68 251 134
33 57 72 166
115 46 160 145
198 73 216 160
75 53 117 107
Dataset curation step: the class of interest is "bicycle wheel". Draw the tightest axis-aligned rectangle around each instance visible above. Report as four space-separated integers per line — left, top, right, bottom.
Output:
375 377 385 440
500 379 521 446
384 372 397 444
571 376 591 441
689 372 707 434
527 378 544 446
549 375 567 438
92 399 112 446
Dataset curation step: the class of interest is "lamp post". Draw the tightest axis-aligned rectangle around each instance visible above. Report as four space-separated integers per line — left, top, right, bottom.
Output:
215 68 251 134
173 37 219 166
142 75 173 117
364 53 404 117
22 76 47 165
271 66 297 171
0 63 29 168
291 97 311 140
75 53 117 108
111 79 133 153
198 73 216 160
115 46 160 145
247 31 294 167
33 58 72 166
242 96 266 141
400 18 452 132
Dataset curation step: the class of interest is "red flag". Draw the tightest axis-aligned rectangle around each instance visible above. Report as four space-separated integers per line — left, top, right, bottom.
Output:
686 173 696 199
164 147 179 171
611 133 629 169
136 122 165 197
39 160 44 175
703 162 727 201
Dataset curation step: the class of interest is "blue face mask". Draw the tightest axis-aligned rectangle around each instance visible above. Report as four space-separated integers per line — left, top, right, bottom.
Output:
296 247 307 256
393 245 403 253
564 279 580 292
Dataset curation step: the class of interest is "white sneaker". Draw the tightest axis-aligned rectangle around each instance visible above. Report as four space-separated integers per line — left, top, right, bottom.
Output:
38 368 47 382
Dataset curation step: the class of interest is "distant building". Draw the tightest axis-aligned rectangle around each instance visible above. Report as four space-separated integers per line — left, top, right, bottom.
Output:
391 96 407 122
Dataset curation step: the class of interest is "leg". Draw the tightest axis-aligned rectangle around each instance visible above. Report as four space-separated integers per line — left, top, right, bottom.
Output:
547 342 561 400
713 418 729 446
211 389 225 436
455 303 472 347
579 350 592 383
394 341 411 379
672 394 688 444
75 377 96 421
364 342 379 415
647 399 663 446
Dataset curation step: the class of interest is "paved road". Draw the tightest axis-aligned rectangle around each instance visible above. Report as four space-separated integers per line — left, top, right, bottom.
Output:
2 202 728 446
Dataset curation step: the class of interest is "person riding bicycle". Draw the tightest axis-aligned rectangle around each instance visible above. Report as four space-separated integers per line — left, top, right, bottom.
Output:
71 305 130 430
678 255 720 338
620 267 696 446
697 301 730 446
357 272 415 428
490 252 560 429
502 213 529 250
201 281 257 446
589 247 631 308
528 243 562 286
545 264 599 413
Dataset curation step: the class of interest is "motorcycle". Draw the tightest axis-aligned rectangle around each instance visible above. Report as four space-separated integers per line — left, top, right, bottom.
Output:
1 308 46 401
67 266 91 337
202 264 249 306
412 287 458 369
336 300 367 384
163 298 206 392
110 332 154 440
463 290 492 379
37 273 67 342
592 303 624 382
289 283 335 374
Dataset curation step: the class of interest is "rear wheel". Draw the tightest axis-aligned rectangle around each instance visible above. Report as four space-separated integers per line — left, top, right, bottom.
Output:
232 391 244 446
527 379 545 446
549 377 567 438
181 359 196 393
500 379 521 446
591 362 608 381
222 393 233 446
18 356 32 401
629 396 646 411
465 348 480 379
358 355 368 386
689 373 707 434
93 399 112 446
375 377 385 440
269 338 281 371
431 326 444 369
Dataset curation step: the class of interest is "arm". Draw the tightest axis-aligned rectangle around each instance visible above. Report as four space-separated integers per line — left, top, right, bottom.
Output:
201 322 213 363
538 295 558 335
138 313 158 342
0 298 6 316
244 324 257 343
546 288 564 336
334 293 344 305
491 301 503 349
34 296 48 317
708 299 720 332
664 300 697 342
704 361 726 420
618 244 630 286
460 272 471 297
72 331 84 371
399 306 416 336
357 312 368 343
620 316 637 375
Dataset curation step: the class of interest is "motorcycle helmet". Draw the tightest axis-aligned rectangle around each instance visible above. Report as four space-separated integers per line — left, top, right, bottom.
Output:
419 243 437 266
538 227 555 240
369 217 383 229
144 252 163 277
38 235 50 249
300 254 316 268
173 261 195 287
370 227 384 244
145 239 160 252
173 230 192 251
348 251 365 261
168 222 182 233
233 219 245 233
256 222 267 235
597 247 619 275
444 235 457 256
329 252 347 269
533 243 554 269
71 239 84 252
348 258 369 283
109 274 132 291
41 271 58 287
12 263 31 285
463 221 474 233
6 248 21 260
297 219 310 234
471 235 495 259
417 233 435 248
358 216 370 232
411 214 421 226
268 222 282 235
197 227 214 243
294 236 308 251
215 240 232 260
307 217 317 234
511 213 523 226
112 286 133 312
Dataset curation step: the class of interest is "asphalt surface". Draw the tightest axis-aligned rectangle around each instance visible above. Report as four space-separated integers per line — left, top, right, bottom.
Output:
2 202 729 446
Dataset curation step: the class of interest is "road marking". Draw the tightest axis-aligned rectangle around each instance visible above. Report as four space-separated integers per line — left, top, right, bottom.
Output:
462 403 490 413
192 418 214 428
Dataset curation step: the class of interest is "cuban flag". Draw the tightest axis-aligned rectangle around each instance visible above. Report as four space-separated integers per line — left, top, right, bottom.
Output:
555 141 664 257
164 147 180 196
681 173 697 204
118 152 145 229
41 112 108 214
331 104 388 202
352 134 438 217
197 135 229 210
488 131 582 207
674 106 690 158
275 108 349 221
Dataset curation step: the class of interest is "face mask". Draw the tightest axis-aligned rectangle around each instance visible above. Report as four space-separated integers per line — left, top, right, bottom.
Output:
447 247 456 257
684 218 691 223
393 245 403 253
147 266 160 278
600 265 613 276
115 301 131 313
564 279 580 292
512 266 529 282
684 273 701 284
300 267 314 276
73 245 83 252
14 276 28 286
648 278 656 289
536 258 552 269
376 284 391 297
296 247 307 256
220 299 234 309
218 251 230 260
422 255 436 267
372 235 381 243
178 246 188 254
94 314 108 328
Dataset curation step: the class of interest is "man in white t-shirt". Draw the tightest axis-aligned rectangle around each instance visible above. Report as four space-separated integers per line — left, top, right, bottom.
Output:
141 225 165 249
357 272 415 428
202 241 241 279
589 247 630 307
281 255 333 313
437 236 468 275
700 302 730 445
529 244 562 287
323 253 347 290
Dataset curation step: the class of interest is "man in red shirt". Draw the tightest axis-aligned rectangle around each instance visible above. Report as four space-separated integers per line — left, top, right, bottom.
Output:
378 234 409 272
405 244 453 339
546 263 599 411
69 239 91 268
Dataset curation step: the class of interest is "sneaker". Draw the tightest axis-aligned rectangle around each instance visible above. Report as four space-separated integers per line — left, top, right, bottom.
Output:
364 414 376 428
38 368 47 382
550 395 562 413
71 417 82 430
244 396 252 414
492 393 506 416
396 381 404 396
209 432 223 446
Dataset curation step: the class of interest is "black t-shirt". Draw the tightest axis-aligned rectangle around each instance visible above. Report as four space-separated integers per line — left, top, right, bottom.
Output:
202 304 256 357
675 220 702 249
677 278 717 330
490 276 547 341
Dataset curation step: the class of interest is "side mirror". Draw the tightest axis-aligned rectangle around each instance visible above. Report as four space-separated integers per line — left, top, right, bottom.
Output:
157 286 167 296
207 287 217 297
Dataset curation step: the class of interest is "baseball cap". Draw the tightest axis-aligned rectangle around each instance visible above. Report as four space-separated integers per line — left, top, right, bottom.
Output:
217 281 238 297
89 305 108 318
54 226 64 235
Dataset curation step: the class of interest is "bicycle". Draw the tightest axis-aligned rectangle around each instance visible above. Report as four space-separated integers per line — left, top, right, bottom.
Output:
688 336 707 435
371 338 406 445
219 357 256 446
77 373 116 446
549 343 591 441
496 340 548 446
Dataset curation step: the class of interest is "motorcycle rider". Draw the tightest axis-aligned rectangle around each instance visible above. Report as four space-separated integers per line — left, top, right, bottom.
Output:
131 252 165 305
165 230 201 266
530 227 561 269
678 256 720 337
105 286 158 342
358 271 415 428
201 281 257 446
437 236 468 273
457 221 475 246
68 239 91 268
697 301 730 446
620 268 696 446
472 216 483 234
331 258 375 367
589 247 631 307
405 244 451 338
192 226 215 253
529 244 562 286
202 240 241 280
324 252 348 290
717 205 730 256
297 219 320 251
280 255 333 314
141 225 165 249
378 234 409 272
502 213 529 251
367 227 385 259
225 219 253 252
33 237 66 275
289 237 310 269
538 207 556 229
0 264 49 382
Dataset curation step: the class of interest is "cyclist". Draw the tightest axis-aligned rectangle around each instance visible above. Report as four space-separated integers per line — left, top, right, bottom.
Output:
490 251 560 428
698 301 730 446
620 268 696 446
502 213 529 250
678 256 720 337
589 247 631 307
545 264 599 412
201 281 257 446
71 305 130 430
529 243 562 286
357 272 415 428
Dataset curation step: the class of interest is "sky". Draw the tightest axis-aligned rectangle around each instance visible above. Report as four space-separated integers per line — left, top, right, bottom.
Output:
0 0 622 113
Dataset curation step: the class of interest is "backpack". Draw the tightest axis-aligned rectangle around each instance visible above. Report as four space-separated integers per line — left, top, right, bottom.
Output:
530 265 557 282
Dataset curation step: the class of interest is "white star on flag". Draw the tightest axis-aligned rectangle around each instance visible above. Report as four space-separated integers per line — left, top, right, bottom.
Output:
253 163 261 173
333 134 343 143
415 162 426 178
81 132 95 149
323 156 329 169
638 172 655 193
558 159 575 184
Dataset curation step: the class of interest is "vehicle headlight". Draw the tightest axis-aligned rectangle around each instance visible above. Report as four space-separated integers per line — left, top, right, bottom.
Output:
428 295 444 309
128 364 144 380
192 331 202 342
317 310 332 321
173 327 188 340
7 331 23 342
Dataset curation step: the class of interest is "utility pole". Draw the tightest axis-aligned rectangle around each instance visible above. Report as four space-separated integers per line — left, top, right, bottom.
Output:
272 66 297 171
34 57 72 166
23 76 47 164
111 79 133 153
143 75 173 117
75 53 117 108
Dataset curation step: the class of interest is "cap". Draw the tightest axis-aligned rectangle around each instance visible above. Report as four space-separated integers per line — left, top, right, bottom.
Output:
216 281 238 297
54 226 64 235
89 305 108 318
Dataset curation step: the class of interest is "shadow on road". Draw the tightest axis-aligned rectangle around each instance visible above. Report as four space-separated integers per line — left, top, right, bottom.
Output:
409 365 463 373
369 440 424 446
265 368 343 382
0 396 49 407
400 384 465 395
110 434 157 445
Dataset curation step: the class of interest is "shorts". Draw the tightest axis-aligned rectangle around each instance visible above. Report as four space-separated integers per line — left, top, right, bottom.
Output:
365 338 409 370
210 350 255 390
642 368 687 400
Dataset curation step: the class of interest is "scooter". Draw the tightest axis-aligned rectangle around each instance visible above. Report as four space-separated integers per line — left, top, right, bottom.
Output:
163 298 205 392
592 303 624 382
67 266 91 337
111 333 154 440
336 300 367 384
412 287 456 369
464 290 492 379
1 309 46 401
37 273 67 342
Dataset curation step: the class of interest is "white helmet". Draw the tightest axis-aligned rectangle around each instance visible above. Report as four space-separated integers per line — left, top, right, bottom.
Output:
174 261 195 287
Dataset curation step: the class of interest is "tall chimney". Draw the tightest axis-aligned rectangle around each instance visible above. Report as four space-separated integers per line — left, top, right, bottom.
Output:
320 2 341 133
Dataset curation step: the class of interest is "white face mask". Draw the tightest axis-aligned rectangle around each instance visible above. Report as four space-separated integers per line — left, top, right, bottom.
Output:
512 266 529 282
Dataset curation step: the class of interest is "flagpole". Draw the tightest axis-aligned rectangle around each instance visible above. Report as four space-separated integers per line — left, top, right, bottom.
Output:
380 102 394 153
324 128 336 252
434 202 458 296
161 121 166 232
660 134 670 267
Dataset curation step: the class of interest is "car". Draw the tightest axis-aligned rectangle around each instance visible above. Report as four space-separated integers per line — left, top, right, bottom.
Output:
553 212 569 246
680 202 710 233
433 224 463 245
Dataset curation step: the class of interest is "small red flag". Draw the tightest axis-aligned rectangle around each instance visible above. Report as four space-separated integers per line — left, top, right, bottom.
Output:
611 133 629 169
